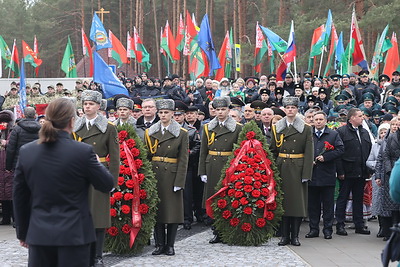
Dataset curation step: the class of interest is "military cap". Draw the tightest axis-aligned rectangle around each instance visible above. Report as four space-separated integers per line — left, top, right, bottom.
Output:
269 100 278 107
75 79 83 84
250 100 268 113
335 104 348 112
362 88 376 96
116 98 134 110
379 74 390 82
171 74 180 80
125 78 133 83
132 97 142 110
335 94 349 102
359 70 369 77
195 104 208 118
282 96 299 107
76 87 84 92
272 107 286 117
392 88 400 96
307 95 317 103
81 90 102 104
113 94 130 107
56 82 63 86
285 73 293 79
383 102 395 111
349 73 357 78
174 100 188 114
382 113 393 121
26 83 31 88
361 93 375 102
275 87 284 95
294 83 303 90
47 85 54 89
387 105 399 114
163 75 172 82
359 107 372 117
319 88 328 95
386 96 399 106
393 70 400 76
187 106 199 113
341 90 353 100
371 110 384 119
212 96 231 108
230 97 245 107
63 89 72 95
259 88 271 95
330 74 342 81
304 72 312 79
312 101 323 110
156 99 175 110
10 86 18 91
342 74 350 79
338 108 348 116
267 74 277 80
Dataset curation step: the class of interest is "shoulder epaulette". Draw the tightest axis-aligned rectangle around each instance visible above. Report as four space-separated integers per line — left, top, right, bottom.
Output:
108 121 115 126
236 122 243 126
181 127 188 132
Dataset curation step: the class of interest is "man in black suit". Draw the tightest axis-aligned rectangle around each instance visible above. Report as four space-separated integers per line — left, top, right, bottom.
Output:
13 98 114 267
258 107 274 144
305 111 344 240
335 108 372 236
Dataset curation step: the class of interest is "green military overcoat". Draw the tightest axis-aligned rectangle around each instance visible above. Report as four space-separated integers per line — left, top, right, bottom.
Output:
270 115 314 217
74 115 119 228
198 117 242 206
145 120 189 224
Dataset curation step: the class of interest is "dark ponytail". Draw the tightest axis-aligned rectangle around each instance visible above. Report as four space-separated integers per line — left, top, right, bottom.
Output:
38 98 75 143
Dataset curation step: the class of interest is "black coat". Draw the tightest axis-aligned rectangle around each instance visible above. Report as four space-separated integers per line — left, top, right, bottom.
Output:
310 126 344 186
6 118 41 170
336 122 372 178
13 131 114 246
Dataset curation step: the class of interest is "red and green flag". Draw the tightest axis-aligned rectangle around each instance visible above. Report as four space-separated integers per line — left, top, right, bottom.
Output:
323 23 338 76
215 31 232 80
186 12 208 79
8 39 19 77
33 35 40 76
0 36 11 70
349 7 368 70
308 25 324 71
383 32 400 80
108 30 128 68
267 39 275 73
133 26 152 72
61 36 77 78
161 21 180 63
254 22 268 75
176 13 185 52
22 40 42 68
370 24 391 79
81 28 93 76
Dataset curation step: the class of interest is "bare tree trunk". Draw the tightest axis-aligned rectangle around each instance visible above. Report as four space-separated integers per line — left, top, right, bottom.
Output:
279 0 284 26
119 0 122 39
210 0 214 33
81 0 85 30
224 0 229 33
130 0 133 31
261 0 267 25
153 0 161 78
195 0 200 20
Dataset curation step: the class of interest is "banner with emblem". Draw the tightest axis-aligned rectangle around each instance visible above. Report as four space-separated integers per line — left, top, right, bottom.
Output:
90 13 112 50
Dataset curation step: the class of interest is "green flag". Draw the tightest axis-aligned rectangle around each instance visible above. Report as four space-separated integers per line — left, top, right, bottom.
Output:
0 36 11 67
340 43 351 75
61 36 77 78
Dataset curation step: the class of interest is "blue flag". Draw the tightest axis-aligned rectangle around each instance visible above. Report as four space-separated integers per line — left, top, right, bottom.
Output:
93 51 129 99
90 13 112 50
335 32 344 71
19 59 27 116
198 14 221 76
259 25 287 53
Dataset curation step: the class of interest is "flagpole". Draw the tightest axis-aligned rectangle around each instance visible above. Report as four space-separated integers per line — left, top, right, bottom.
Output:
276 52 295 78
293 56 298 83
318 46 325 77
8 39 15 79
83 56 87 77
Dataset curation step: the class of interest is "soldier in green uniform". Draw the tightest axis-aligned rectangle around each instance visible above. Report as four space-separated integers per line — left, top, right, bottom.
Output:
113 95 137 127
2 86 20 110
198 96 242 243
144 99 189 256
73 90 119 266
55 82 65 98
44 85 56 103
270 96 314 247
27 85 47 106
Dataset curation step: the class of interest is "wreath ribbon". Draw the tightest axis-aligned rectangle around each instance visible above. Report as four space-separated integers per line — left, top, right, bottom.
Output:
206 138 277 219
123 141 142 248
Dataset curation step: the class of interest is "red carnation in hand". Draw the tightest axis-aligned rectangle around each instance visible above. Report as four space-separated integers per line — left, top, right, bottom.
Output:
241 222 252 232
251 190 261 198
139 203 149 214
256 218 266 228
110 208 117 217
246 131 256 140
222 210 232 219
126 180 134 189
256 200 265 209
217 199 228 209
118 177 125 186
244 185 253 192
266 211 275 221
267 202 277 210
230 218 240 227
243 207 253 215
113 192 123 201
124 193 134 201
240 197 249 205
107 226 119 236
118 131 128 142
122 224 131 234
121 205 131 214
244 176 253 184
139 189 147 199
231 200 240 209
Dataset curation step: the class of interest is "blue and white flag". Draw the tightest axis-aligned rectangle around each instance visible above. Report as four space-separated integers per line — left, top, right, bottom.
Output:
90 13 112 50
93 51 128 99
18 59 27 118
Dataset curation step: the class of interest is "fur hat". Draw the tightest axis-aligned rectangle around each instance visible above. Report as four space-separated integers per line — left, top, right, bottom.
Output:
81 90 102 104
282 96 299 107
156 99 175 111
116 98 134 110
0 110 13 123
212 96 231 108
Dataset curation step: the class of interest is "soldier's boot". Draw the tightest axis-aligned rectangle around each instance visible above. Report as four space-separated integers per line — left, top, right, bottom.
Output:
152 223 166 255
165 223 178 256
278 216 291 246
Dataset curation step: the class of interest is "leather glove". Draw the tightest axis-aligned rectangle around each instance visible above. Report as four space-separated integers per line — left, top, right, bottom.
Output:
201 175 207 183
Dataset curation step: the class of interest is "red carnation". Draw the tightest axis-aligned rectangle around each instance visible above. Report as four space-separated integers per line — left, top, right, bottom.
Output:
131 148 140 157
240 140 247 147
138 173 145 183
243 206 253 215
123 159 129 166
110 208 117 217
240 197 249 205
261 188 269 196
251 190 261 198
121 205 131 214
247 158 255 165
219 191 227 198
120 151 127 159
244 176 253 184
126 139 136 149
256 218 266 228
231 200 240 209
118 131 128 141
246 131 256 140
234 181 243 189
126 179 134 189
119 166 126 175
267 202 277 210
139 189 147 199
139 203 149 214
107 226 119 236
124 193 134 201
228 189 236 196
118 177 125 186
122 224 131 234
135 159 143 169
247 148 256 154
113 192 123 201
110 197 116 206
235 191 244 199
222 210 232 219
234 149 240 156
241 155 249 163
244 185 253 192
253 173 262 181
253 181 262 189
236 164 247 172
266 211 275 221
230 174 239 182
245 168 255 176
261 175 269 182
241 222 252 232
256 200 265 209
230 218 240 227
217 199 227 209
254 155 262 163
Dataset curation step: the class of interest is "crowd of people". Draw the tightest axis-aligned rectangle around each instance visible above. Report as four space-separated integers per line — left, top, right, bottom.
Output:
1 69 400 265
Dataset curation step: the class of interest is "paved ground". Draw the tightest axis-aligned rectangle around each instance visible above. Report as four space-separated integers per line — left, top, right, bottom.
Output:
0 219 398 266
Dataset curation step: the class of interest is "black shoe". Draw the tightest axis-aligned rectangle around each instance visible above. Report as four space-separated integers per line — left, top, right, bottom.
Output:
152 246 165 255
383 236 390 241
324 234 332 239
278 237 290 246
164 246 175 256
94 257 104 267
377 228 384 238
183 222 191 230
291 237 301 246
355 228 371 235
305 230 319 238
336 227 348 236
209 234 222 244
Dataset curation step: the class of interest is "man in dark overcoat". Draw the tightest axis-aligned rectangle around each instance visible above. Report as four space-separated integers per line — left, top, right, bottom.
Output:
270 96 314 246
306 111 344 240
145 99 189 256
